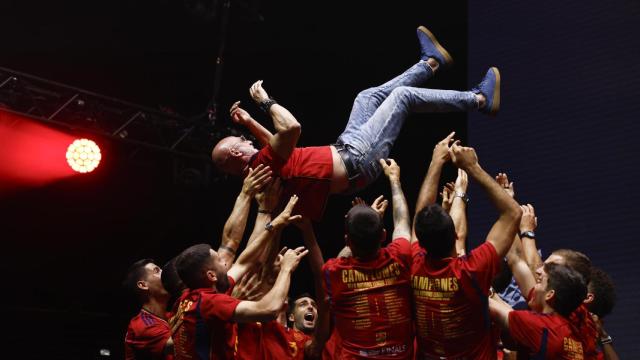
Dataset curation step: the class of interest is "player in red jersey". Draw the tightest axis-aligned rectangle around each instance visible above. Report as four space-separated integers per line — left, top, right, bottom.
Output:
234 218 330 360
211 26 500 221
410 135 522 359
322 158 414 359
123 259 174 360
490 262 589 359
172 195 308 360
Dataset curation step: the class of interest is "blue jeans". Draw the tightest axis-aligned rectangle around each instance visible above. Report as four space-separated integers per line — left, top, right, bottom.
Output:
336 62 477 189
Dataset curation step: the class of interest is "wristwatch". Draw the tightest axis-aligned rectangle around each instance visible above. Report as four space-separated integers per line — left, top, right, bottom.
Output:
265 221 274 231
455 192 469 203
520 231 536 239
600 335 613 345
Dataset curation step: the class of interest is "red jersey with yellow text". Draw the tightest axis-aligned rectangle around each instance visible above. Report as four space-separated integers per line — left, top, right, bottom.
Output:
125 309 172 360
322 238 413 359
411 241 500 359
236 321 311 359
172 287 241 360
509 311 586 359
249 144 333 221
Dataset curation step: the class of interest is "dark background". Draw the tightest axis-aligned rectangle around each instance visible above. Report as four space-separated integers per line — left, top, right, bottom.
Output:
0 0 635 358
467 0 640 357
0 1 467 358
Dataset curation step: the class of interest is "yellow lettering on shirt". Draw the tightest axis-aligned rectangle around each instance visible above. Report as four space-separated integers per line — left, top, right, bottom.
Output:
340 263 402 289
563 337 584 359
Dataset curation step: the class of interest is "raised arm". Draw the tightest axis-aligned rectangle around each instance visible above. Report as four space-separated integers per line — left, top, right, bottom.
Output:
380 159 411 240
450 169 469 256
230 101 274 146
228 195 302 282
218 164 272 270
413 132 455 241
519 204 542 272
449 143 522 257
250 80 301 160
489 296 513 330
232 246 308 323
296 220 330 359
505 235 536 297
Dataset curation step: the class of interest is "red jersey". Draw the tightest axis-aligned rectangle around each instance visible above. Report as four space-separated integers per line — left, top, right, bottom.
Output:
322 329 342 360
236 321 311 359
509 311 586 359
411 241 500 359
125 309 172 360
172 288 241 360
322 238 414 359
249 144 333 221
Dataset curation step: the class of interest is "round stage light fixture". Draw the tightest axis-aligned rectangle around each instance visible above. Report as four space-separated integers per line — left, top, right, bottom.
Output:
66 139 101 173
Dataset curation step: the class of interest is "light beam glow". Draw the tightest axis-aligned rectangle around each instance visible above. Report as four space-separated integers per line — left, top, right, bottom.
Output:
66 139 101 173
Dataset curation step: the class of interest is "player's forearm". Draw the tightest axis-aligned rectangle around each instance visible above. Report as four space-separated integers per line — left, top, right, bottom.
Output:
602 343 620 360
245 117 274 146
220 193 252 251
301 226 324 275
269 104 301 134
389 178 411 239
466 164 521 218
520 237 543 273
450 197 467 255
415 160 445 212
257 266 294 316
488 297 512 330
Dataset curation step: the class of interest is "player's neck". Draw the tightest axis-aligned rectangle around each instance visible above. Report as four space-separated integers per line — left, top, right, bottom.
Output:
142 297 168 319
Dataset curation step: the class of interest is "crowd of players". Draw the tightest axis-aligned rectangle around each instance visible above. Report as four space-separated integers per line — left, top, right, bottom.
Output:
122 26 619 360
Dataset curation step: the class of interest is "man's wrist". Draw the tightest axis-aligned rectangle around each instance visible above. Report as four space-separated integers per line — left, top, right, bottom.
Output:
600 335 613 345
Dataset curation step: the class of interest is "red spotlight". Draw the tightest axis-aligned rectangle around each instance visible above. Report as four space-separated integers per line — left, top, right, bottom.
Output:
66 139 101 173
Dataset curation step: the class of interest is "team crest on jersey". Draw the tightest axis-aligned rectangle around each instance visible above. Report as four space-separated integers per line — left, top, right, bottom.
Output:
288 341 298 356
375 331 387 345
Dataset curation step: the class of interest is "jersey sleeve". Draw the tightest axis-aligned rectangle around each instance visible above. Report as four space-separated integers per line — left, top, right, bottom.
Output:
125 322 171 359
199 292 242 323
464 242 501 290
508 310 543 353
250 144 287 174
386 237 411 266
322 260 337 306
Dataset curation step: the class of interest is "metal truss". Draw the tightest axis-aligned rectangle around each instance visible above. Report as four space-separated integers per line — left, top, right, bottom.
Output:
0 66 220 161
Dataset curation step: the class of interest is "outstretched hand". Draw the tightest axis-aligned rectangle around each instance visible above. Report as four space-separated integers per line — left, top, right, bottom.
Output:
496 172 514 198
250 80 270 103
272 195 302 228
379 158 400 182
242 164 272 196
230 101 253 126
281 246 309 272
351 196 388 218
520 204 537 233
448 141 478 170
432 131 456 164
440 182 455 212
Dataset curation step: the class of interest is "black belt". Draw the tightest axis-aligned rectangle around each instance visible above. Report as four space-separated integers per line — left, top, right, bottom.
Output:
333 143 365 193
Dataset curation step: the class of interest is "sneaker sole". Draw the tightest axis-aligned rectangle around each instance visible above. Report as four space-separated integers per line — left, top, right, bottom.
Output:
417 26 453 67
489 67 501 116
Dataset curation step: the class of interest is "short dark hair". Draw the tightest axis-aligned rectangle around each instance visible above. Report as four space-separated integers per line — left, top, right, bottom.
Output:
414 204 456 259
587 267 616 318
162 257 187 299
288 292 314 315
175 244 213 289
345 205 383 258
545 263 587 317
551 249 592 284
122 258 154 297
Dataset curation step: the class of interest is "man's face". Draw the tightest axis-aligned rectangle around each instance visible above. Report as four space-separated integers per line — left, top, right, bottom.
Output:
208 249 230 293
529 265 551 312
227 136 257 158
142 263 169 298
289 296 318 334
535 254 565 282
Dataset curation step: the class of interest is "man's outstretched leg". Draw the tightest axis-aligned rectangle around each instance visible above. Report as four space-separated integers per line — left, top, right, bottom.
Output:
344 66 501 187
339 26 453 142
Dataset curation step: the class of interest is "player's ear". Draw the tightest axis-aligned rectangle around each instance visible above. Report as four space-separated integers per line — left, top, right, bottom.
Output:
137 280 149 291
